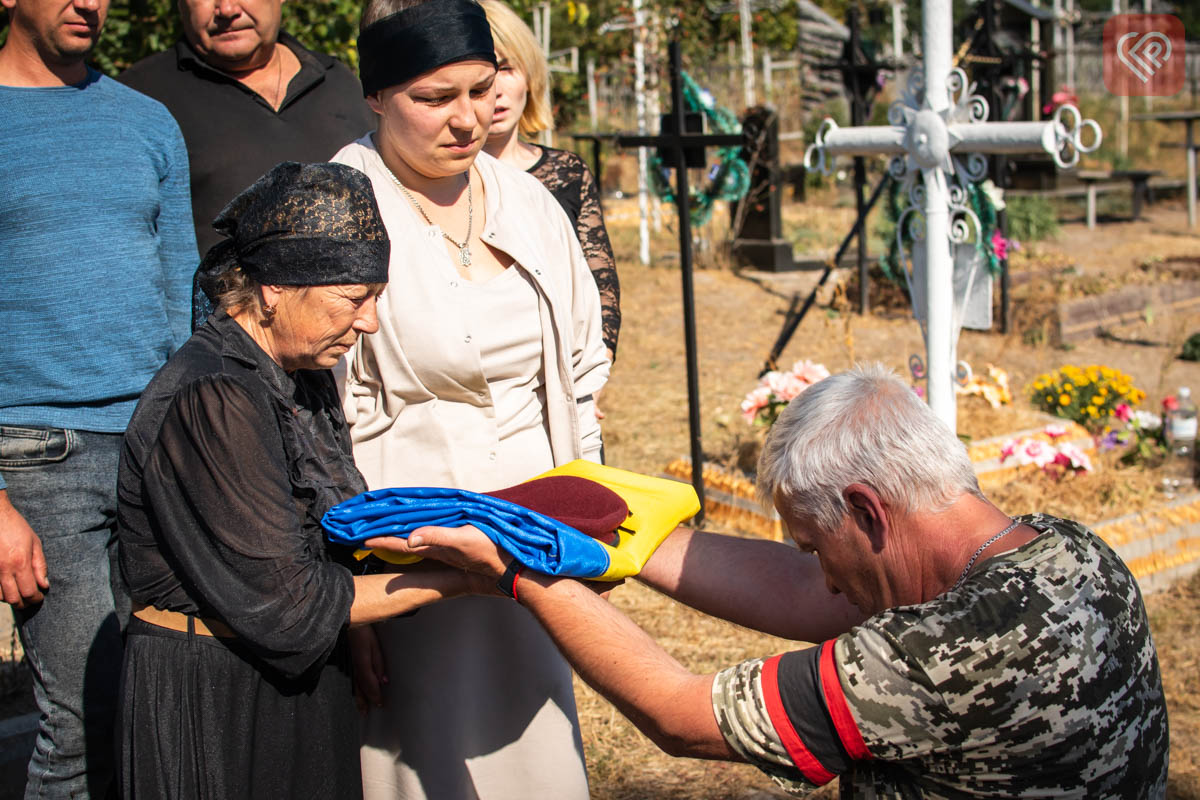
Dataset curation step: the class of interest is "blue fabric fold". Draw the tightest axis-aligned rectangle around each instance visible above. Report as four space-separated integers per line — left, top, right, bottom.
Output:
321 486 612 578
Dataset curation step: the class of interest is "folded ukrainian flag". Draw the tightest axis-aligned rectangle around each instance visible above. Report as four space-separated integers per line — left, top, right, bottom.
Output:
321 460 700 581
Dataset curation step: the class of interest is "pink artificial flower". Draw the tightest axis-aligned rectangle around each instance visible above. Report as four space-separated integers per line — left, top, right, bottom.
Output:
1042 86 1078 115
1052 87 1078 107
1022 439 1056 468
1163 395 1179 412
740 385 772 422
1043 424 1068 440
990 229 1009 261
1055 442 1093 473
790 359 831 387
1114 403 1133 423
766 370 807 402
1000 437 1020 463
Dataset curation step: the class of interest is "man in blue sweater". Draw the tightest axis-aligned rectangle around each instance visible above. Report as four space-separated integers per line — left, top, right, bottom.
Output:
0 0 197 795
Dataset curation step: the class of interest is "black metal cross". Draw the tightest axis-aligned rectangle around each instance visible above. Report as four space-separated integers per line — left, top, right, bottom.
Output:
959 0 1049 333
615 40 742 524
812 7 901 314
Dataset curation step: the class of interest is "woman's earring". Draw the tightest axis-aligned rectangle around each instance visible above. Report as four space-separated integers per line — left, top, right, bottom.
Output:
263 304 277 320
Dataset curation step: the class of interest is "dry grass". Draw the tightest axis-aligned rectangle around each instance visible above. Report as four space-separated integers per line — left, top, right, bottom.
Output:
583 195 1200 799
1147 570 1200 800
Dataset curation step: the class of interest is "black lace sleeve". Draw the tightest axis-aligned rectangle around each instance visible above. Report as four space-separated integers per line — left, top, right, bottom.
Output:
529 147 621 360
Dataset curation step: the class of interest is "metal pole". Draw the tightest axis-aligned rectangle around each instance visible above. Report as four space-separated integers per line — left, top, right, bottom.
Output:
1030 9 1041 119
762 51 773 103
848 9 869 314
1188 119 1197 228
738 0 756 108
668 41 706 524
538 3 552 146
856 156 869 313
1000 206 1011 334
892 0 905 59
1112 0 1128 157
923 0 955 430
587 57 598 131
1065 0 1075 90
634 0 651 266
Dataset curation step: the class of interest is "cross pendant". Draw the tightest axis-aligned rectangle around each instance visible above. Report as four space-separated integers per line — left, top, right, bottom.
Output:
459 245 471 268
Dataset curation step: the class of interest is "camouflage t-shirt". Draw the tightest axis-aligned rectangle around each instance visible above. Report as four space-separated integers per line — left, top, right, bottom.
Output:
711 514 1169 799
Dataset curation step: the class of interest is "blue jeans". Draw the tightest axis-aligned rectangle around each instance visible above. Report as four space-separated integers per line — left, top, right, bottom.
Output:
0 426 126 800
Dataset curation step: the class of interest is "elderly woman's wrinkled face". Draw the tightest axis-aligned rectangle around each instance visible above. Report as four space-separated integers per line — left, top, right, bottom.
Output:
368 60 497 180
268 284 382 371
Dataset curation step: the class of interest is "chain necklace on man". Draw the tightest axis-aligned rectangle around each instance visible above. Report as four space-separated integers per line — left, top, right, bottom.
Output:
953 519 1020 590
384 166 473 267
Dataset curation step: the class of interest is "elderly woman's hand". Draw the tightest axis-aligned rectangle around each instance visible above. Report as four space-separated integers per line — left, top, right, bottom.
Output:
365 525 508 581
349 625 388 713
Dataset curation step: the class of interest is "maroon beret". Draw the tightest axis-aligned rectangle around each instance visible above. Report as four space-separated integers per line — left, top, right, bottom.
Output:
486 476 629 547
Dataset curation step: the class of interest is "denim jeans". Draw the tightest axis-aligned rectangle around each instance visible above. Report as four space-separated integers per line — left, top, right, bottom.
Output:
0 426 127 800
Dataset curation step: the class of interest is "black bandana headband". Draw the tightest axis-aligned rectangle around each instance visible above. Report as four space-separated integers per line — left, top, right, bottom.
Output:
358 0 498 97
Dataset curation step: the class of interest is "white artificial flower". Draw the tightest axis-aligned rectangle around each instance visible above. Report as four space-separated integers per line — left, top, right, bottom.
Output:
980 179 1006 212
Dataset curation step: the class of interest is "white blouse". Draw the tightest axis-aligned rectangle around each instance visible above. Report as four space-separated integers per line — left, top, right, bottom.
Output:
332 137 609 493
459 265 553 476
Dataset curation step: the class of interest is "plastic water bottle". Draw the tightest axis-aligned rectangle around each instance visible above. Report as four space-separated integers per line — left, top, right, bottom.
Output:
1163 386 1198 496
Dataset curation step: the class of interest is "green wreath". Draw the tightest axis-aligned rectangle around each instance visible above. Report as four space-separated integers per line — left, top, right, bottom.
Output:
879 179 1007 290
648 71 750 227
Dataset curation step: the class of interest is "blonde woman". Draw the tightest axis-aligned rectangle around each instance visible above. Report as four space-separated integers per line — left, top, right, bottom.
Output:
332 0 607 797
480 0 620 367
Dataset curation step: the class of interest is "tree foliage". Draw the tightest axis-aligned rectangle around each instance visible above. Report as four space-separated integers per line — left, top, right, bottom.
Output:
3 0 1195 125
0 0 363 73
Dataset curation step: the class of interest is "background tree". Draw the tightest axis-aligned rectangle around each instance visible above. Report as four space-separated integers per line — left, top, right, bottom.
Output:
2 0 1195 121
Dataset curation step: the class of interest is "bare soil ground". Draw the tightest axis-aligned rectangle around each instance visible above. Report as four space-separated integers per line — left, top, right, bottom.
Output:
583 191 1200 799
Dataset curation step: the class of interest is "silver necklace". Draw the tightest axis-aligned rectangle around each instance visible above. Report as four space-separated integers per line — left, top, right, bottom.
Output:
384 166 473 268
953 519 1020 589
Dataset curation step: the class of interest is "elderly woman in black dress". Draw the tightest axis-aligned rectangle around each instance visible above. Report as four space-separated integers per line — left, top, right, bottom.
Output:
115 162 481 798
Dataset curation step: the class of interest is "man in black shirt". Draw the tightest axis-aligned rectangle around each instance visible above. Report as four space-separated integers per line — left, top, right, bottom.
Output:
120 0 375 262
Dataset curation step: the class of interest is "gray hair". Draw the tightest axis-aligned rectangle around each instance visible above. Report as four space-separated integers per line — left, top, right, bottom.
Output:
756 362 983 534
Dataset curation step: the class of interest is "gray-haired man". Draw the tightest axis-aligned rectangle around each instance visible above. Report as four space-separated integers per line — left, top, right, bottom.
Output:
376 363 1169 798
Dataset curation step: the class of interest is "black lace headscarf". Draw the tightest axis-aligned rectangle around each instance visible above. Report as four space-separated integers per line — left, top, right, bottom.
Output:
196 162 391 292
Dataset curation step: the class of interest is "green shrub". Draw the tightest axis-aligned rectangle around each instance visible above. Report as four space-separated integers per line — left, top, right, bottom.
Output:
1182 332 1200 362
1006 195 1060 242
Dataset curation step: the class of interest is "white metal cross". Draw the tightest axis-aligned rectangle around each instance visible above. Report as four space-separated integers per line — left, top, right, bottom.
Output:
804 0 1101 432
